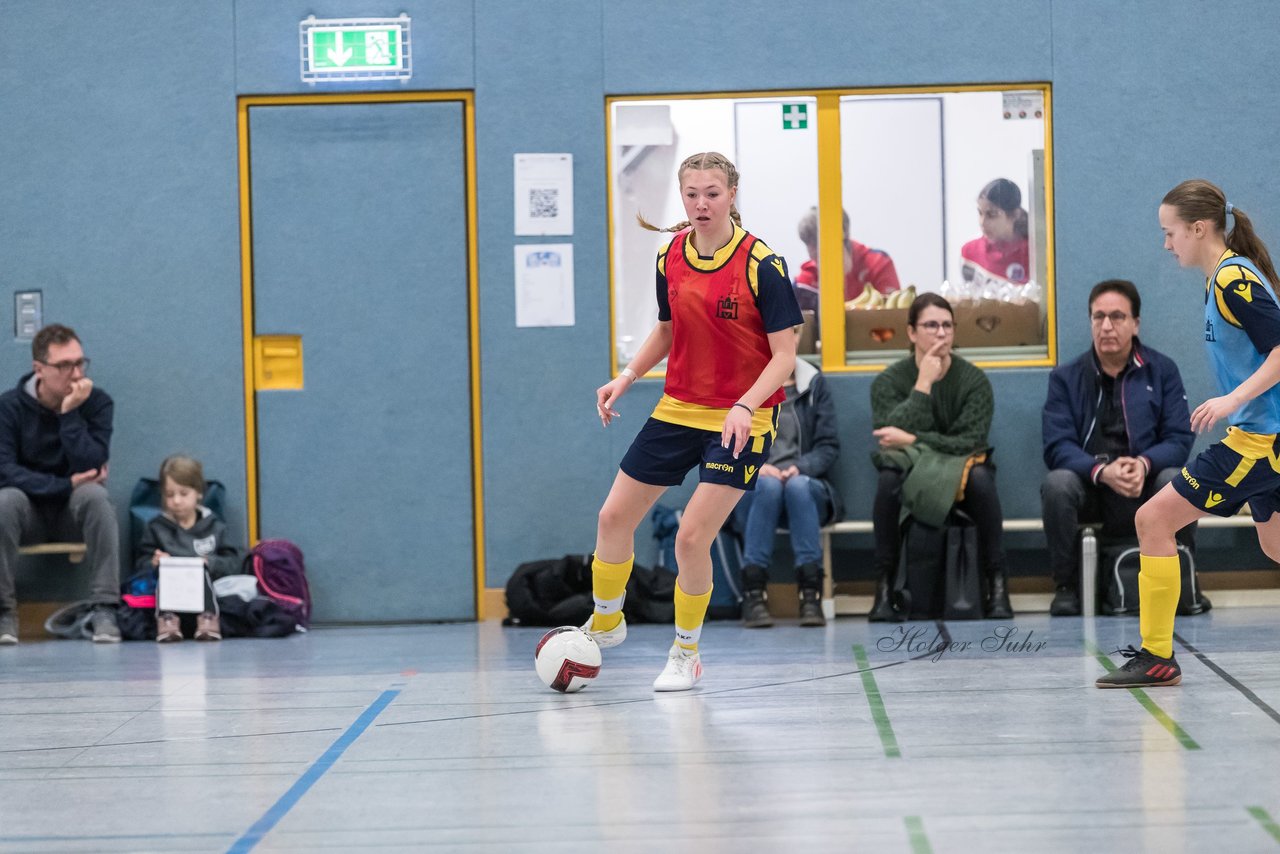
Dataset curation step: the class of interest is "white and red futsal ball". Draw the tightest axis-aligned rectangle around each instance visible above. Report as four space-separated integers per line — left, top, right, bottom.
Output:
535 626 602 693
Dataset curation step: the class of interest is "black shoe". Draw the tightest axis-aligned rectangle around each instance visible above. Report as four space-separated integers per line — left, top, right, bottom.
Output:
742 563 769 591
867 572 902 622
798 588 826 627
741 589 773 628
1095 645 1181 688
1050 584 1081 617
985 570 1013 620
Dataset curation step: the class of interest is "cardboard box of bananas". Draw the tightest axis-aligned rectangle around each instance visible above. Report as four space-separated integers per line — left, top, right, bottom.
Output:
844 285 916 349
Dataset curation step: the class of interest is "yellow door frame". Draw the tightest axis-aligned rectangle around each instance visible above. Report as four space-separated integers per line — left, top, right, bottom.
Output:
236 90 487 619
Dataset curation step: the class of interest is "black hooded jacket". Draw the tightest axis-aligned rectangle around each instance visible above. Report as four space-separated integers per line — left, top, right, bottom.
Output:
780 359 844 523
0 373 112 499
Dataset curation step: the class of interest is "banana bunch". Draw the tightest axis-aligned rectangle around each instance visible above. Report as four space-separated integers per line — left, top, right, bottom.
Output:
847 284 916 310
846 287 885 310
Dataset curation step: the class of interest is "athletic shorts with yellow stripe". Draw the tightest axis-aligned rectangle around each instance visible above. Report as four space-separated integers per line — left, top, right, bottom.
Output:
1172 427 1280 522
619 403 777 490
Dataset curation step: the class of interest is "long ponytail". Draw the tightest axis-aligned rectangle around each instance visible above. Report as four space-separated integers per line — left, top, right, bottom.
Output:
1163 179 1280 286
1226 207 1280 287
637 151 744 232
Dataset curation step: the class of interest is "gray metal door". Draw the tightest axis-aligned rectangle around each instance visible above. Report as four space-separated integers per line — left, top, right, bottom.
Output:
248 100 474 621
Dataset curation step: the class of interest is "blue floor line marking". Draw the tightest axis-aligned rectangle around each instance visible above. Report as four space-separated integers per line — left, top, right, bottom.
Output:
226 688 401 854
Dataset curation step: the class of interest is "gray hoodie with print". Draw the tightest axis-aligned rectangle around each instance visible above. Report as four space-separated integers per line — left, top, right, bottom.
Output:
134 507 244 580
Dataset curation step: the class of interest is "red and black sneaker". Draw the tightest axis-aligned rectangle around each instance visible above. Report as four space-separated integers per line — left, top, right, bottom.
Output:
1095 645 1182 688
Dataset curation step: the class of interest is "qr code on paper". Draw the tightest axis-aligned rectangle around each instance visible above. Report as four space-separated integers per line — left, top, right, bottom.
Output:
528 188 559 219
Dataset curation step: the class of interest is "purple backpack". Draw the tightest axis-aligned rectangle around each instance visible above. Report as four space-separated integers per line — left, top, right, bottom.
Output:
246 539 312 628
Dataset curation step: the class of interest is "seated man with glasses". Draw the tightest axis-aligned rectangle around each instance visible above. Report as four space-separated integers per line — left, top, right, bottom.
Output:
1041 280 1196 616
0 324 119 643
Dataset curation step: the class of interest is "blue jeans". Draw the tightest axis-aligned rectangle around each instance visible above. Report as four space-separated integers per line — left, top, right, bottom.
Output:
734 474 830 568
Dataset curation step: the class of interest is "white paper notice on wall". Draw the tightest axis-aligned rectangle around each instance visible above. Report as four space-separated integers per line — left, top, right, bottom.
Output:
1001 90 1044 120
515 244 575 328
514 153 573 236
158 556 206 613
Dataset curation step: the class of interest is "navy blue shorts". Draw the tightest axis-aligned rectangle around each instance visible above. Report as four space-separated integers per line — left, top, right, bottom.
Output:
619 418 772 490
1172 439 1280 522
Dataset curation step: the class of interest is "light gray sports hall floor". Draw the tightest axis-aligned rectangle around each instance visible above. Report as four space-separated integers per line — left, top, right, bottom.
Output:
2 608 1280 853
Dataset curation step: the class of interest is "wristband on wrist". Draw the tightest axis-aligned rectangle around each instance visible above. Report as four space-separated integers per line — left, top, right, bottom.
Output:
732 402 754 415
619 367 637 381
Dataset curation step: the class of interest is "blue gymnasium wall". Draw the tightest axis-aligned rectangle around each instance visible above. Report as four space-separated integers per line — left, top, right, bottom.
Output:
1 1 1277 605
0 3 246 598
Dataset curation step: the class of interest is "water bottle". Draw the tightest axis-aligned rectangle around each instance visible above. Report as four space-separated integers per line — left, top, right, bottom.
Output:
1080 527 1098 617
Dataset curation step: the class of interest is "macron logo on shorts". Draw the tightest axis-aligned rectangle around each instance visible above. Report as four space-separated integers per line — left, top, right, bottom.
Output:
705 461 734 474
1205 491 1224 509
743 465 757 484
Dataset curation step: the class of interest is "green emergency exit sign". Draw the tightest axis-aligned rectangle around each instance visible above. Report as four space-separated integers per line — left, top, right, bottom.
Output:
301 16 412 83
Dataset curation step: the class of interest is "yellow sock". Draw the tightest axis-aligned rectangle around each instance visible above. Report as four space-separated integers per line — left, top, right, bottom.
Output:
1139 554 1181 659
673 582 712 652
590 554 633 632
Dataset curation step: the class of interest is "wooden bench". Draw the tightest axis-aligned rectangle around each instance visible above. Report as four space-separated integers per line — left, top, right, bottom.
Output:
820 514 1256 619
18 542 86 563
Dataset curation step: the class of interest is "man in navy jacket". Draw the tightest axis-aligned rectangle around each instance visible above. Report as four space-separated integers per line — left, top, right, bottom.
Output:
1041 280 1195 616
0 325 119 643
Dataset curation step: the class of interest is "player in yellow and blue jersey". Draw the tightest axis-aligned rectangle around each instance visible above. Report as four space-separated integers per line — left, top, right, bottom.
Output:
1097 179 1280 688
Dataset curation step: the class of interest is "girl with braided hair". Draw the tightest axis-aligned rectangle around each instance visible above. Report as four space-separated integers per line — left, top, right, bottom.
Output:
581 152 802 691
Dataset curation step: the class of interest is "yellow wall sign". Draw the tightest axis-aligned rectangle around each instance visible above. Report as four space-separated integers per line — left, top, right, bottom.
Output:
253 335 304 390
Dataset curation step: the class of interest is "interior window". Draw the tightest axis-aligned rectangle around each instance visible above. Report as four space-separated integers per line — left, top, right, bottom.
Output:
608 96 819 370
607 86 1054 372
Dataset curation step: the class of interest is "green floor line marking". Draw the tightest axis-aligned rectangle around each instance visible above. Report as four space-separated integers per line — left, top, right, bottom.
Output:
852 644 900 758
904 815 933 854
1087 641 1201 750
1248 806 1280 844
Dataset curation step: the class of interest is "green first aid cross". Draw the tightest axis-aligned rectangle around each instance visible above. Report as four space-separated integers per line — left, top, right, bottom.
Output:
782 103 808 130
310 28 400 70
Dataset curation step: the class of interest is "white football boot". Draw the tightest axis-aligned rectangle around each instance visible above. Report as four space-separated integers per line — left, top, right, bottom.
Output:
581 614 627 649
653 644 702 692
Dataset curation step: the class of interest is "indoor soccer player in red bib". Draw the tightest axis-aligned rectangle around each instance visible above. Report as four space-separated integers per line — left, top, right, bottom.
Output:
583 152 802 691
